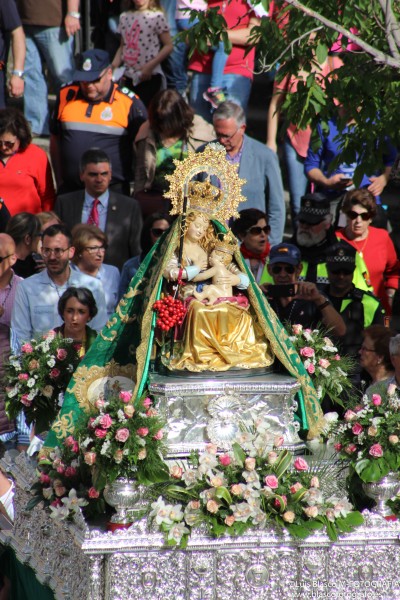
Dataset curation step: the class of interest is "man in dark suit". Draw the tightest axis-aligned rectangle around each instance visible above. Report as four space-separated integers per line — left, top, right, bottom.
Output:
54 148 142 270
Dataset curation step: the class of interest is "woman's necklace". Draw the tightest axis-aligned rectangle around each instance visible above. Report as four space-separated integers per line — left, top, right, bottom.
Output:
350 231 369 259
0 274 13 318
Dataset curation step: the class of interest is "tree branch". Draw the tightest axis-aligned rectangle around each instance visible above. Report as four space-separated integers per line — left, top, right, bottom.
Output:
379 0 400 56
283 0 400 69
255 25 324 74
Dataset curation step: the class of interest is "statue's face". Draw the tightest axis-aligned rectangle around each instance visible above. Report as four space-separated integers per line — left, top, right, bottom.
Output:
186 214 209 242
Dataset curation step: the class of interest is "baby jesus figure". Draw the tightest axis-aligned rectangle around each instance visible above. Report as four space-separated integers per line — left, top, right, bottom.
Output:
194 241 247 305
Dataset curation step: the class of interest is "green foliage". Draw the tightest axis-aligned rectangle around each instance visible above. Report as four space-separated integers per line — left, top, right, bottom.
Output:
183 0 400 175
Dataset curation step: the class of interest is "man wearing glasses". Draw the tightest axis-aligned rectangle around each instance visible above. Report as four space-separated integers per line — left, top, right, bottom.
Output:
11 224 107 353
50 48 147 195
201 101 285 247
55 149 142 270
264 242 346 337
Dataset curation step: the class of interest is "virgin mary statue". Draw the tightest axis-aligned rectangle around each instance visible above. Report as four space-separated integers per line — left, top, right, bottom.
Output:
44 146 324 450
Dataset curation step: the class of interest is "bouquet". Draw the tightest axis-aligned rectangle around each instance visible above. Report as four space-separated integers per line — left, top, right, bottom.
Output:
28 434 104 521
149 417 363 547
77 385 168 490
4 331 80 435
334 380 400 483
30 385 168 521
286 324 355 407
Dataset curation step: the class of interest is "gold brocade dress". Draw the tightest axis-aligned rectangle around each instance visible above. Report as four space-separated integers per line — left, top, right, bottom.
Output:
163 255 274 372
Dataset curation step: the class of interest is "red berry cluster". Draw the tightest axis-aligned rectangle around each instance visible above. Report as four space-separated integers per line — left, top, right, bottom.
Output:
153 296 186 331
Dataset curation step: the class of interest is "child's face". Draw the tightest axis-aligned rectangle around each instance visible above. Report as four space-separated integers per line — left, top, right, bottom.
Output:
210 249 231 267
133 0 150 10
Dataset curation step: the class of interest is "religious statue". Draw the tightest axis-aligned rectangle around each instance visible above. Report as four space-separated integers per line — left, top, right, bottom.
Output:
44 145 325 452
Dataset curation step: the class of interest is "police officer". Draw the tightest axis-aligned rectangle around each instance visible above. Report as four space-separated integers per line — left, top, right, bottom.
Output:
321 242 384 361
50 48 147 195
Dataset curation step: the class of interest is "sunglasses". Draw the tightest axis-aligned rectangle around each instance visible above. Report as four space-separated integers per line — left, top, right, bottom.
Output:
346 210 371 221
271 264 296 275
0 253 13 264
151 228 168 238
247 225 271 236
0 139 16 149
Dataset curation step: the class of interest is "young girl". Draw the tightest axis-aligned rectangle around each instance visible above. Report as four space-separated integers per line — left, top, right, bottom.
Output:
112 0 173 107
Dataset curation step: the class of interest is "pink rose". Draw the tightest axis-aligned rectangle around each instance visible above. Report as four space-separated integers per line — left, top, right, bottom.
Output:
170 465 183 479
88 487 100 499
153 430 163 440
372 394 382 406
21 343 33 353
136 427 149 437
54 484 67 497
64 435 76 448
206 499 219 514
99 414 113 429
219 454 231 466
307 363 315 374
274 436 284 448
94 428 107 438
56 348 67 360
56 465 65 474
300 347 315 358
334 442 342 451
50 368 60 379
94 398 105 410
115 428 130 442
18 373 29 380
352 423 363 435
119 390 132 404
344 444 357 454
318 358 330 369
369 443 383 458
39 473 51 485
44 330 56 340
20 394 32 406
64 466 77 478
290 482 303 494
344 410 357 422
310 476 319 488
293 457 309 471
292 324 303 335
225 515 235 527
334 354 341 361
267 451 279 464
143 397 152 408
264 475 279 489
189 500 200 510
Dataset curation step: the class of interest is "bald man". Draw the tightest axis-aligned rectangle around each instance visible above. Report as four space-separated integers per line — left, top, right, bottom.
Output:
0 234 27 450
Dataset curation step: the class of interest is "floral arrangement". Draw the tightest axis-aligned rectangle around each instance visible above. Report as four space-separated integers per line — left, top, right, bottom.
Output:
76 385 168 491
148 418 363 547
4 331 80 435
334 380 400 483
28 434 104 521
30 385 168 521
286 324 355 407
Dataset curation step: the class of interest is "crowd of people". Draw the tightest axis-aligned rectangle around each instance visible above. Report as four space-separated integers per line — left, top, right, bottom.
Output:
1 1 400 595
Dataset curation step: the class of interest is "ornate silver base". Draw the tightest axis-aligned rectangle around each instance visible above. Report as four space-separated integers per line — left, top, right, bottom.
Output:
149 372 305 455
2 453 400 600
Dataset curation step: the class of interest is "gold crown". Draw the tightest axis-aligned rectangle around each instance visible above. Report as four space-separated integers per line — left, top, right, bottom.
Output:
213 231 238 255
165 144 247 222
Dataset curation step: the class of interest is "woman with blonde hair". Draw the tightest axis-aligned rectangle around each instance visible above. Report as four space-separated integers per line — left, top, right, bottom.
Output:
71 224 120 318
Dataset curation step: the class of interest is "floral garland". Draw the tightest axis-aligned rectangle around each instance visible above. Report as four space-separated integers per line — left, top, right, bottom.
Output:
4 331 81 435
334 380 400 483
148 419 363 547
286 324 355 407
